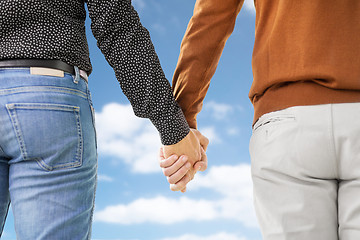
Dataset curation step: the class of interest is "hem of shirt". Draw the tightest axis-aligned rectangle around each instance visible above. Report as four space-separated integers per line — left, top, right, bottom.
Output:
252 81 360 125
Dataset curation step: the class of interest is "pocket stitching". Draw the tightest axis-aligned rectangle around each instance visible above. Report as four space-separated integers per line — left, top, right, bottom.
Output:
253 115 296 133
0 86 87 99
6 105 29 159
6 103 83 171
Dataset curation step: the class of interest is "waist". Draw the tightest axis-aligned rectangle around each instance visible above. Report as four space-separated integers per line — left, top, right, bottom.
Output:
252 81 360 125
0 59 88 82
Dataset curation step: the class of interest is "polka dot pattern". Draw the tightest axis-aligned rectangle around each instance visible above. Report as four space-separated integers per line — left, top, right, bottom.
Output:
0 0 190 145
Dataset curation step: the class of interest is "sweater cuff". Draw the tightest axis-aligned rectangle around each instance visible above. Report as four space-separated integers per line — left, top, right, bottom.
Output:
151 107 190 145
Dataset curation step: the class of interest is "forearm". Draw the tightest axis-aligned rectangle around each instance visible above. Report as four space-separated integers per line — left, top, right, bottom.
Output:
86 0 189 145
173 0 243 128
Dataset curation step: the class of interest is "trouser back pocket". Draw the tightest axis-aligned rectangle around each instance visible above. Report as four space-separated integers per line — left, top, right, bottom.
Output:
6 103 83 171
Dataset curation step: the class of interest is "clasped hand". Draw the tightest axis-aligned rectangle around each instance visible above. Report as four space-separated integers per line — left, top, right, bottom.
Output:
159 129 209 192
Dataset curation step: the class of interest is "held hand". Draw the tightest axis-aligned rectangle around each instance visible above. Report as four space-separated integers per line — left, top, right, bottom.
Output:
162 129 202 166
159 147 208 192
190 129 209 172
158 149 192 193
160 129 209 192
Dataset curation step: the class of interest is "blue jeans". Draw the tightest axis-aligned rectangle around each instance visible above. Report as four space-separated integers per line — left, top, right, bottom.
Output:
0 68 97 239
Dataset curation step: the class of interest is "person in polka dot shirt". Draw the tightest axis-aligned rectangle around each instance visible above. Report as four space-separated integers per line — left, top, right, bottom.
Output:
0 0 208 239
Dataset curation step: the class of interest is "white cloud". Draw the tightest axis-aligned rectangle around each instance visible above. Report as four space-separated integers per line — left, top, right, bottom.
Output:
199 126 221 144
227 127 240 136
95 164 258 228
97 174 114 182
204 101 234 121
161 232 248 240
189 164 253 199
94 104 258 229
94 103 238 173
95 103 161 173
188 164 257 228
243 0 256 13
95 196 217 225
95 195 257 227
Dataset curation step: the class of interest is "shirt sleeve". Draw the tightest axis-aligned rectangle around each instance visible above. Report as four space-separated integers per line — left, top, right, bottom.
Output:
172 0 244 129
85 0 189 145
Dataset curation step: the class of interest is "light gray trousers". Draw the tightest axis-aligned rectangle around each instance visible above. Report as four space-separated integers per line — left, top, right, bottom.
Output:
250 103 360 240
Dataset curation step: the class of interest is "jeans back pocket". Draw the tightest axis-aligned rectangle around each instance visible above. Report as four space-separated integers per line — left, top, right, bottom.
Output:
6 103 83 171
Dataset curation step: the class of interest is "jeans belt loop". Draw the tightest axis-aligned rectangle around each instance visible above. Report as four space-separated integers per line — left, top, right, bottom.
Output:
73 66 80 84
79 70 88 82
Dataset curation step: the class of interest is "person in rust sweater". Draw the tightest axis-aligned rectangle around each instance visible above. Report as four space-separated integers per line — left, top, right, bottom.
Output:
159 0 360 239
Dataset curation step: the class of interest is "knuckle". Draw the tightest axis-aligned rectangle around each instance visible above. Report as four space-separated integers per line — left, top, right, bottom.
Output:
159 160 167 168
175 182 185 190
168 176 176 185
163 169 168 176
172 159 182 169
178 166 188 175
187 173 194 181
163 169 171 177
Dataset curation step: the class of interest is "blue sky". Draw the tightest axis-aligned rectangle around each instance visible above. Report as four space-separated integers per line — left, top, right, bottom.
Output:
3 0 261 239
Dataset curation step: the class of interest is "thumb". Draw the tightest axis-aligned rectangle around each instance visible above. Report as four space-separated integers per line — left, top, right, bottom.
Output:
191 128 209 151
194 147 208 172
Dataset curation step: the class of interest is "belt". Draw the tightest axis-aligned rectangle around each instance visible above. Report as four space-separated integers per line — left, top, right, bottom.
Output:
0 59 88 82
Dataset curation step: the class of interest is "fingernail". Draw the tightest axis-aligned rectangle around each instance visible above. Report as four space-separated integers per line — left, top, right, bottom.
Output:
186 162 191 168
198 165 202 171
171 155 178 160
181 156 188 162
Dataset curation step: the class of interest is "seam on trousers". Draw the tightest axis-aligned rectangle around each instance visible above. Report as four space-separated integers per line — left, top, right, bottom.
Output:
0 86 87 99
88 168 98 240
328 104 339 179
6 106 28 159
0 199 10 237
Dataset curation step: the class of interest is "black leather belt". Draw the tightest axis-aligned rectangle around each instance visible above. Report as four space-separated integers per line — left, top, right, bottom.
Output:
0 59 88 81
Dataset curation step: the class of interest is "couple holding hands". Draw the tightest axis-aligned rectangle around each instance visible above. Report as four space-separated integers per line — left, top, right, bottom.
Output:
2 0 360 239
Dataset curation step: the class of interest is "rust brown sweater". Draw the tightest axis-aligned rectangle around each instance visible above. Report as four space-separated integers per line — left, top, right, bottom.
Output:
173 0 360 128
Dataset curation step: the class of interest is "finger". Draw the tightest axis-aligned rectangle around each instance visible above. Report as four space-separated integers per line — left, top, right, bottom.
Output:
201 137 209 151
160 155 188 177
166 160 191 184
198 132 209 151
191 128 209 151
170 172 191 191
158 147 165 162
159 154 180 168
193 148 208 172
193 162 203 172
181 186 187 193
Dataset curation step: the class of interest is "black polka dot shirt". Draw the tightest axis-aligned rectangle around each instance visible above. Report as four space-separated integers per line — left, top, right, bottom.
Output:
0 0 190 145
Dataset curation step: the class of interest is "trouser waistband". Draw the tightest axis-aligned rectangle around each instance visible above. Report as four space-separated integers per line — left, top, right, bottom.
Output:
0 59 88 82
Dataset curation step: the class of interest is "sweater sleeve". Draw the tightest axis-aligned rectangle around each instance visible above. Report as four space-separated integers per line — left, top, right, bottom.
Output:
85 0 190 145
172 0 243 128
